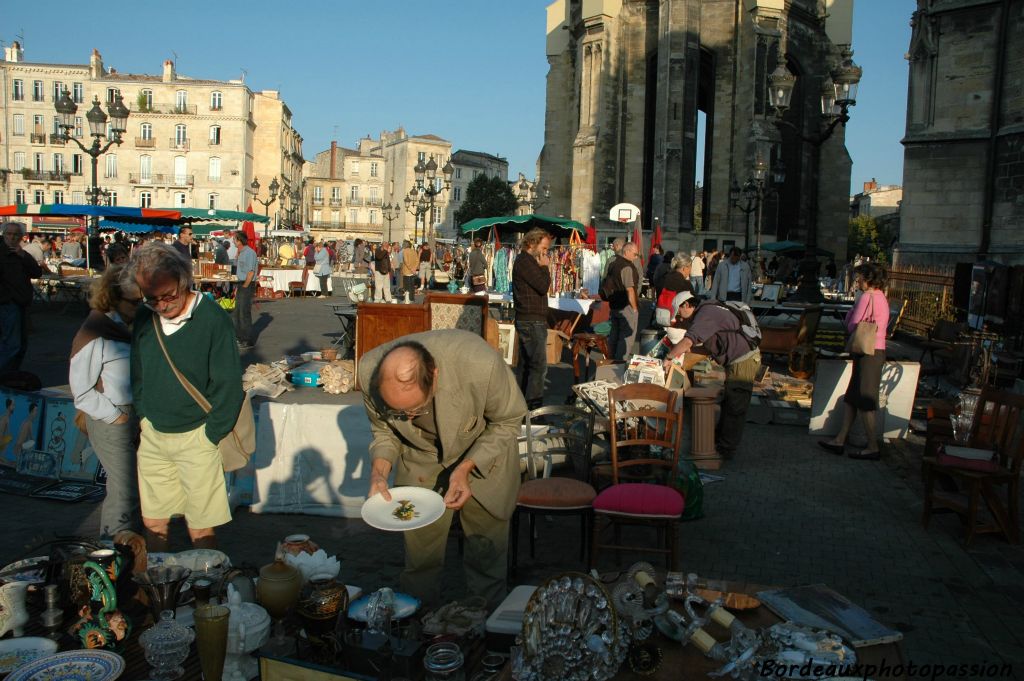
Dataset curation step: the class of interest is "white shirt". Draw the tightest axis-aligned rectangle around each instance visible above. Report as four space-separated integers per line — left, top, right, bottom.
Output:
690 256 704 277
159 290 202 336
69 312 133 423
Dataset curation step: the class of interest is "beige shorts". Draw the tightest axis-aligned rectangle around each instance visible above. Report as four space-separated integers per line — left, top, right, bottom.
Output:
137 418 231 529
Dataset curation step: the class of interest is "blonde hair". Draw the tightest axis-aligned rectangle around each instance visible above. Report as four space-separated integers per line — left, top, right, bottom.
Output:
89 264 140 313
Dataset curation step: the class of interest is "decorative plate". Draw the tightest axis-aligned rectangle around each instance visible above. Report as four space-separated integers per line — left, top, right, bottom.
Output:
0 638 59 674
146 552 174 568
347 592 421 621
7 650 125 681
0 556 49 585
360 486 445 532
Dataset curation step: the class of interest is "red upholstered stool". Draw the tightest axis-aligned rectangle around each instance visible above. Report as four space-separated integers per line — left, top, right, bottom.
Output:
571 333 611 383
592 483 684 517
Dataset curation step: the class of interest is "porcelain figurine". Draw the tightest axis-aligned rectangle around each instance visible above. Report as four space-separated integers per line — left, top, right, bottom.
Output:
0 581 30 637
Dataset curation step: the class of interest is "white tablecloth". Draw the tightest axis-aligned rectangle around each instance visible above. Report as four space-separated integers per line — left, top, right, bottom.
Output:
249 401 370 517
261 269 332 293
488 294 594 315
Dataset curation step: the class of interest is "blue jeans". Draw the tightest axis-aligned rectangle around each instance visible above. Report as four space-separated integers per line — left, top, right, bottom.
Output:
515 320 548 406
0 303 23 373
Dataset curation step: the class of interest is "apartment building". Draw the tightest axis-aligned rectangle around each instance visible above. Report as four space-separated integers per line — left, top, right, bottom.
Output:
252 90 304 228
445 149 509 231
370 127 452 242
302 139 386 242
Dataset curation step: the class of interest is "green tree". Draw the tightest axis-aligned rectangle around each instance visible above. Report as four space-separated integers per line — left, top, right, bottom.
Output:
847 214 887 263
454 174 518 228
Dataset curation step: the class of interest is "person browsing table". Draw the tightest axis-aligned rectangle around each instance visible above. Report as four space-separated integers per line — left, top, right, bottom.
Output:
233 231 258 350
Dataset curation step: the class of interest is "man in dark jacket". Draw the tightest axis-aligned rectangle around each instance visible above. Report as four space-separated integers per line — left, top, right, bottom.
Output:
0 222 43 373
512 228 552 410
373 242 393 302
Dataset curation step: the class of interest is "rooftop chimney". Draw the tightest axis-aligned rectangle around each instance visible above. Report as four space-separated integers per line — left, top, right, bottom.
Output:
4 41 24 63
863 178 878 193
89 48 105 78
162 59 175 83
330 141 337 180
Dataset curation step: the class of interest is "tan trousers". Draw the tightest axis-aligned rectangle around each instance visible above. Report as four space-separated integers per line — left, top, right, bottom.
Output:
401 496 509 609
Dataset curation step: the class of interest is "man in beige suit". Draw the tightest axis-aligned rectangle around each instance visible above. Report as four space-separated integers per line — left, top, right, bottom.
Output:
360 329 526 607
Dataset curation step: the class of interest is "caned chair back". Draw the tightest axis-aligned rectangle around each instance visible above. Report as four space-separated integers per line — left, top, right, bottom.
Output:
606 383 682 485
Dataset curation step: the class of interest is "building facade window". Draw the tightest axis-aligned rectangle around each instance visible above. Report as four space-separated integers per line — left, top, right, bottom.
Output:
12 80 23 101
72 191 85 204
208 193 218 209
210 91 222 110
105 154 117 178
175 90 188 111
107 192 117 206
208 157 221 182
52 82 64 102
173 156 187 185
33 190 44 204
13 152 25 171
140 155 152 181
453 187 461 201
313 186 323 201
53 190 64 204
417 151 426 164
351 161 360 175
72 153 83 175
174 192 187 207
350 185 360 200
349 209 358 223
15 189 25 204
312 209 322 223
32 115 44 133
12 114 24 136
455 167 462 179
32 80 43 101
75 117 83 138
370 162 378 177
52 116 61 135
370 210 378 224
209 125 221 145
369 186 381 202
175 124 187 146
331 187 341 200
140 122 153 140
33 153 43 173
331 210 340 224
106 87 119 103
140 89 153 110
140 191 152 208
72 82 83 103
52 154 63 173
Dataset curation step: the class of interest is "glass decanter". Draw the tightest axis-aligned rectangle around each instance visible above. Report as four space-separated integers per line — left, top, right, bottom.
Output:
139 610 195 681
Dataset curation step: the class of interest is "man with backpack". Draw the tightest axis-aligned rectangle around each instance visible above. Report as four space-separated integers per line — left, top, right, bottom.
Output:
601 241 641 360
665 292 761 459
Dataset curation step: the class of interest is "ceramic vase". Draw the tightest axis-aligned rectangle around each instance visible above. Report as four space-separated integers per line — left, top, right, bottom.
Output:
257 558 302 657
297 574 349 637
281 534 318 556
0 582 30 637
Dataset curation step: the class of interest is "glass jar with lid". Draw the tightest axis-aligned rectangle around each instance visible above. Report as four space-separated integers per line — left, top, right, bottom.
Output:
139 610 195 681
424 641 464 681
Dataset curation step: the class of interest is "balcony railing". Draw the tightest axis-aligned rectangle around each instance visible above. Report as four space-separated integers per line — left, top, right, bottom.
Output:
311 197 324 206
169 104 197 115
309 221 346 230
329 198 343 207
49 134 66 145
168 138 190 151
30 133 46 144
348 197 364 206
209 105 223 111
129 173 195 187
308 221 383 234
135 137 156 148
21 170 70 182
366 196 383 207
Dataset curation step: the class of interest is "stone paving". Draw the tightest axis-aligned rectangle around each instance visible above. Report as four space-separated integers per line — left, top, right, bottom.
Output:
7 289 1024 678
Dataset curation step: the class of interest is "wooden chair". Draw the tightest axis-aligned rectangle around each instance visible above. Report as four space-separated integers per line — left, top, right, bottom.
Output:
922 388 1024 545
590 384 684 569
509 406 597 581
287 267 310 297
759 305 823 363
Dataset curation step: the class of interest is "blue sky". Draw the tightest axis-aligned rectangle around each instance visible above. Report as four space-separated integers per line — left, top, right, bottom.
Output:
4 0 910 192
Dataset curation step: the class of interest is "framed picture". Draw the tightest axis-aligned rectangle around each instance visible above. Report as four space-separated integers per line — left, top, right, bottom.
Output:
0 391 43 469
666 365 690 391
760 283 782 303
44 397 98 482
496 323 517 365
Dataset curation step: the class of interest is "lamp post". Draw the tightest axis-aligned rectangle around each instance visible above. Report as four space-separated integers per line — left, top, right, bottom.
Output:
382 202 400 243
729 155 785 281
250 177 279 239
404 155 454 243
768 47 861 302
517 178 550 213
55 90 129 242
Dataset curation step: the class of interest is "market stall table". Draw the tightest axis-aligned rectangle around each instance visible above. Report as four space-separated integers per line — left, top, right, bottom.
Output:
261 267 331 294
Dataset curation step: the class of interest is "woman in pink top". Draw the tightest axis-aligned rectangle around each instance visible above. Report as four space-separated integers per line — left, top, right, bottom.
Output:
819 262 889 460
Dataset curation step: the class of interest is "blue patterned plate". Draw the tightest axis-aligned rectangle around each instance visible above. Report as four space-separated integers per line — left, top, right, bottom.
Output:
7 649 125 681
0 638 58 674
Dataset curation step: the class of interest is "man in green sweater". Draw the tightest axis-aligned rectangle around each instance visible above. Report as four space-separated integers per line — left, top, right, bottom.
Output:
127 242 244 550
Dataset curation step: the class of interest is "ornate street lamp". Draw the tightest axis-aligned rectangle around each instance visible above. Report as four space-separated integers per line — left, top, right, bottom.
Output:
768 48 861 302
250 176 279 238
382 202 400 243
56 90 129 244
730 155 785 281
405 155 453 243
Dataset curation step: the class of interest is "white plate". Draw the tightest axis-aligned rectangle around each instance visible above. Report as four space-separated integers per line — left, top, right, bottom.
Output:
361 486 445 532
0 638 58 673
7 650 124 681
347 591 421 621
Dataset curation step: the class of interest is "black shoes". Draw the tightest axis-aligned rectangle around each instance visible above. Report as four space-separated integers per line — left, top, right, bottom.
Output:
817 440 846 455
848 449 881 461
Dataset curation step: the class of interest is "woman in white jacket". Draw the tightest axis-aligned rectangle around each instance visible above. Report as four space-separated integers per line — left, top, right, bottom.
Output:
69 265 143 538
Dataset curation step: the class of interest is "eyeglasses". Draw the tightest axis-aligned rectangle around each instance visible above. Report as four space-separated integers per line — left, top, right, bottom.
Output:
384 404 431 421
142 288 184 308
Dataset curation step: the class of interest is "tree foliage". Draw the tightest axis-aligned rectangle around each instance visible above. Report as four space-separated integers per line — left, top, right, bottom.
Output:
847 214 892 264
454 174 518 227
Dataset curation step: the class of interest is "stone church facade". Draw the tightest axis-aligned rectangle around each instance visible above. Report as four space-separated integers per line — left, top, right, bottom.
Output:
538 0 856 259
896 0 1024 267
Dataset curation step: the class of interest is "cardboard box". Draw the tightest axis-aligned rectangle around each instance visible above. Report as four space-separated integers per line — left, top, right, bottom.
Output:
546 329 569 364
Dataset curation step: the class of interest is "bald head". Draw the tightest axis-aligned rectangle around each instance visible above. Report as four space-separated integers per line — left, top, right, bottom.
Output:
372 341 437 413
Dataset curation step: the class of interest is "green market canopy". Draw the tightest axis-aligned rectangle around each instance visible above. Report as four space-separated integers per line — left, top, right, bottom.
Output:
459 213 585 237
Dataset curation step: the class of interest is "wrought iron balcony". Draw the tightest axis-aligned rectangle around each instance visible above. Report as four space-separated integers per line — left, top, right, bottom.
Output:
129 173 195 186
329 198 343 207
311 197 324 206
168 137 190 151
136 137 156 148
49 134 66 145
30 133 46 144
21 170 70 182
170 104 198 115
348 197 364 206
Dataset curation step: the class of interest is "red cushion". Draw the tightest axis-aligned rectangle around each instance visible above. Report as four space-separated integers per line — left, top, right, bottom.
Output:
593 483 684 518
517 478 596 509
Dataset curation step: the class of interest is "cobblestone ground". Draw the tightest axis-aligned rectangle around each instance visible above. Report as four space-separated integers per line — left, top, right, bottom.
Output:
8 292 1024 678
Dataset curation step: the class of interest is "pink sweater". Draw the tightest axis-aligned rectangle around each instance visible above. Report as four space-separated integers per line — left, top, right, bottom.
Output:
845 289 889 350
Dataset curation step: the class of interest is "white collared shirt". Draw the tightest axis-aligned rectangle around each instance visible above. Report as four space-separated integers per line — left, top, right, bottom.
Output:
159 290 202 336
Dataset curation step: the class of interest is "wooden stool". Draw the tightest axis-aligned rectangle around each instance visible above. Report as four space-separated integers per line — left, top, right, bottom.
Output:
571 333 611 383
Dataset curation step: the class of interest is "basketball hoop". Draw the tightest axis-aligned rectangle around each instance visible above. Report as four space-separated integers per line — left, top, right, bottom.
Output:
608 202 640 224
